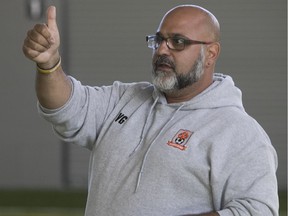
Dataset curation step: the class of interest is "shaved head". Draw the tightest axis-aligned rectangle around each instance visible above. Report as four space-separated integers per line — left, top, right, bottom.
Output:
152 4 221 102
159 5 220 42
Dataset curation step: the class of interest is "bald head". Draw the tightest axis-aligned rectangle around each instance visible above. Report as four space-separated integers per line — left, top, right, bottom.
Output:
158 5 220 42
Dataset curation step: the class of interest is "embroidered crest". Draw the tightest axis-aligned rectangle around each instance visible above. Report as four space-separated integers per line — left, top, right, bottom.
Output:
167 129 193 151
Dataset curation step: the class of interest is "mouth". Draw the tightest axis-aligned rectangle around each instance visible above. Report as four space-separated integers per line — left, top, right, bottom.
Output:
156 63 174 71
154 56 175 72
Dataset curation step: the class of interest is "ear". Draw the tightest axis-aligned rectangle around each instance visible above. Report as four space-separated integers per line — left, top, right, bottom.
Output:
205 42 221 67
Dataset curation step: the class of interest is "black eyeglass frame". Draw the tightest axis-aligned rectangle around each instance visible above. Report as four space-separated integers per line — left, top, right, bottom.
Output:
146 34 213 51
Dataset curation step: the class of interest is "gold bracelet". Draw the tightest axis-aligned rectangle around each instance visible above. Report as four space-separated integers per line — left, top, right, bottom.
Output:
37 57 61 74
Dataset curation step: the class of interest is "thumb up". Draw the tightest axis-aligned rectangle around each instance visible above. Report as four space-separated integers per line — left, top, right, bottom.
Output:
46 6 59 43
23 6 61 67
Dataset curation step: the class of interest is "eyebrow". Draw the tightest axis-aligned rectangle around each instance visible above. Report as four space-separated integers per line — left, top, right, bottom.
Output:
156 32 189 39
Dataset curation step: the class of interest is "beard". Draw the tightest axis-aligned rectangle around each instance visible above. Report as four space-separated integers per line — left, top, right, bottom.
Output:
152 46 205 94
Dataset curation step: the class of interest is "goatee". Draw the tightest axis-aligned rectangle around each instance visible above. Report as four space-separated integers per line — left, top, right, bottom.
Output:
152 46 205 93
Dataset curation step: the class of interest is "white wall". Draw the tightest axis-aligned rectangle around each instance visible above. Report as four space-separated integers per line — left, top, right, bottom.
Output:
0 0 63 188
0 0 286 190
68 0 287 190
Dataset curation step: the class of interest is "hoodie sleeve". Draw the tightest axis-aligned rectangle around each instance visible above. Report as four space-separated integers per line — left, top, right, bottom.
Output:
212 115 279 216
38 76 131 150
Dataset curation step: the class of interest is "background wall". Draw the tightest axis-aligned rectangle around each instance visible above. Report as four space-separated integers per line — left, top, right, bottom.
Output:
0 0 286 192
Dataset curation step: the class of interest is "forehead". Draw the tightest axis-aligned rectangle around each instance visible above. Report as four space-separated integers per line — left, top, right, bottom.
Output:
157 7 207 39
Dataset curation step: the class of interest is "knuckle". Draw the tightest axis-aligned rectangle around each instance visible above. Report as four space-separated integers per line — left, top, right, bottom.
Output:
35 23 49 35
26 49 38 59
34 23 46 30
27 29 37 40
22 47 32 58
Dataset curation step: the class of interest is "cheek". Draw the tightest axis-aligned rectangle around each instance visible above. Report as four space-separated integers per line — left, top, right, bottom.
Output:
177 50 201 72
175 56 193 73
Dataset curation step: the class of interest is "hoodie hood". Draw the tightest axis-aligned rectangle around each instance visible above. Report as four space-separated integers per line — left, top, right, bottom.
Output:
42 74 278 216
133 73 244 191
152 73 244 111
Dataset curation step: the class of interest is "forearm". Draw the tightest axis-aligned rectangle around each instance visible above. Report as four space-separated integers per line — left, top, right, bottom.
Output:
23 6 71 109
36 54 72 109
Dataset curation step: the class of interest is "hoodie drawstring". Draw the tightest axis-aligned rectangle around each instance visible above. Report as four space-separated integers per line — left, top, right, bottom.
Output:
129 96 159 157
134 103 185 192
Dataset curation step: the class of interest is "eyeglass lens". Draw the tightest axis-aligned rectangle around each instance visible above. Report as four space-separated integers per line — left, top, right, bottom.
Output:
147 35 185 51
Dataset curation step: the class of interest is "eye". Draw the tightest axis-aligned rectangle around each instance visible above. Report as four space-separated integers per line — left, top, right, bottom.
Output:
171 37 185 45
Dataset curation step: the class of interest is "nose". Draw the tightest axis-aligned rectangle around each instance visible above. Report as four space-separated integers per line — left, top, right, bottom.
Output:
156 39 171 55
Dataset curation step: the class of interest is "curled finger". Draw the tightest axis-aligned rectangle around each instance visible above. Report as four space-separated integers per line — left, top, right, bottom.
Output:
22 44 41 60
27 26 51 49
24 36 50 52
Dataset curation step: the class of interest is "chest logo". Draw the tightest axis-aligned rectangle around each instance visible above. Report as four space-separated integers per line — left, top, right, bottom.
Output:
167 129 193 151
115 112 128 124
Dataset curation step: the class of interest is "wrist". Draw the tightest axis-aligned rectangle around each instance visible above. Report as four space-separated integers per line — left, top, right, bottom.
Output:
37 52 60 70
37 56 61 74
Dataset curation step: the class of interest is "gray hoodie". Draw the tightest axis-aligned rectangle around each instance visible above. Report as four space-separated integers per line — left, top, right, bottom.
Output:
39 73 278 216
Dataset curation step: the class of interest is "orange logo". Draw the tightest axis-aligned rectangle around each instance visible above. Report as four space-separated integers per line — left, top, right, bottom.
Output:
167 129 193 151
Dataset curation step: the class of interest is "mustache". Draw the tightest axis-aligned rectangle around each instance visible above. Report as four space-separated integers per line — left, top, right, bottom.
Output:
153 55 175 70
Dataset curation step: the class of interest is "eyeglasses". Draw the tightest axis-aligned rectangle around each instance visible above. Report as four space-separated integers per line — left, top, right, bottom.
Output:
146 34 212 51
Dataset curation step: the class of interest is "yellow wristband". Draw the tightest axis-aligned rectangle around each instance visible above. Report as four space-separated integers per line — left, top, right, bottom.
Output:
37 58 61 74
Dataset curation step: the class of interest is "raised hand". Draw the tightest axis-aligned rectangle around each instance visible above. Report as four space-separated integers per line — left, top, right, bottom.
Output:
23 6 60 69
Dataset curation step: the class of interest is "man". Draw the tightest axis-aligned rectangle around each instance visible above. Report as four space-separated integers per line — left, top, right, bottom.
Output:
23 4 279 216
